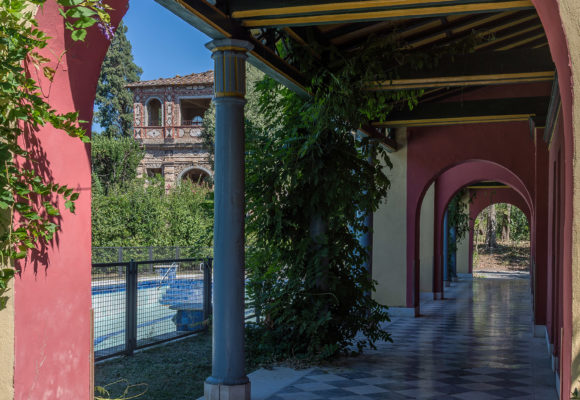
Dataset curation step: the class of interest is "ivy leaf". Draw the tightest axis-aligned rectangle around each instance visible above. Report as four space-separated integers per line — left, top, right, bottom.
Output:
70 29 87 41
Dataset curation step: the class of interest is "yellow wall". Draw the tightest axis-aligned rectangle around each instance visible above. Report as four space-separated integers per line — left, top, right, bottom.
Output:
372 128 407 307
420 183 434 292
457 195 470 274
0 278 14 400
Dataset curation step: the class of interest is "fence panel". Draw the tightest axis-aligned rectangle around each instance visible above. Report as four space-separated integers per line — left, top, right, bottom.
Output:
92 262 130 360
134 258 209 350
92 257 212 361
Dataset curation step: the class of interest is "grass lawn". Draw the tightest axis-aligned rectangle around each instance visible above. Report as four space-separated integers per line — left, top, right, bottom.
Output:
95 331 213 400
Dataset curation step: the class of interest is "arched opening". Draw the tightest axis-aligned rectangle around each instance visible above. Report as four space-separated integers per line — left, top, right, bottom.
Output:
146 98 163 126
178 166 212 186
472 202 531 277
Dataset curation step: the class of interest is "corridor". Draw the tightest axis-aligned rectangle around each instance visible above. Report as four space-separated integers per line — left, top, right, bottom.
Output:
267 276 558 400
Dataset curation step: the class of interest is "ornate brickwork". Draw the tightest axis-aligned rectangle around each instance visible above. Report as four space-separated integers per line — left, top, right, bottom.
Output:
127 72 214 189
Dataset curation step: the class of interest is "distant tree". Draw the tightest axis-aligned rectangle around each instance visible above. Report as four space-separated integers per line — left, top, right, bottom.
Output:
91 135 143 194
486 204 497 249
94 22 142 137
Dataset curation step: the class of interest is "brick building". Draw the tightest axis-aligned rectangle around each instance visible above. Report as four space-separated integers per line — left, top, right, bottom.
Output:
126 71 214 188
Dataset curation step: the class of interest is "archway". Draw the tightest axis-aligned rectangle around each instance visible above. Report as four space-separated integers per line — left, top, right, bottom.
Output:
178 166 213 185
468 187 532 274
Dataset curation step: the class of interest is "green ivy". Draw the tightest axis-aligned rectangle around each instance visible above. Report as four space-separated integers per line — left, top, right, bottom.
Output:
0 0 112 300
446 190 472 279
245 32 487 361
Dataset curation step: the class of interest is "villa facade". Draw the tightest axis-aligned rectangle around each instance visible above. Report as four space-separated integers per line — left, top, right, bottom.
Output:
126 71 214 188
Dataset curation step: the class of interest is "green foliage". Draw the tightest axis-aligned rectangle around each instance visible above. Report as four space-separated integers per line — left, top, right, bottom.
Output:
245 79 392 361
0 0 112 305
240 30 487 361
508 205 529 241
474 203 529 243
94 21 142 137
91 134 143 194
92 178 213 251
447 190 472 271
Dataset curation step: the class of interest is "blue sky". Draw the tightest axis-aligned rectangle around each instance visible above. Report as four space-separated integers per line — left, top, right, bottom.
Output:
93 1 213 131
124 0 213 80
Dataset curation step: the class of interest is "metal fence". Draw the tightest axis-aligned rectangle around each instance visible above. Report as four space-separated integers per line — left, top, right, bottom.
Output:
92 246 212 264
92 257 212 360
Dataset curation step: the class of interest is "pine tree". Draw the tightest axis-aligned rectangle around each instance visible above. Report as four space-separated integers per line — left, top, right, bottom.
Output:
94 22 142 137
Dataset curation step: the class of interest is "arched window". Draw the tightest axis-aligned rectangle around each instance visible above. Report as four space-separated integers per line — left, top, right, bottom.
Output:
147 98 162 126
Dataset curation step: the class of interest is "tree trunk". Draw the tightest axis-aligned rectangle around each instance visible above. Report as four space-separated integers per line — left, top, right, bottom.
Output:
486 204 497 249
505 204 511 243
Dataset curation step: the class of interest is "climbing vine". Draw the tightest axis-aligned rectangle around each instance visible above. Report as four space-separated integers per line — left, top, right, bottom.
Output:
0 0 113 297
446 189 473 280
245 31 488 361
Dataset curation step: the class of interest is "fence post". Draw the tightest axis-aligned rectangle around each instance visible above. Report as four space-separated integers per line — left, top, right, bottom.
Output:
175 246 180 259
203 258 212 323
117 247 123 275
126 260 138 355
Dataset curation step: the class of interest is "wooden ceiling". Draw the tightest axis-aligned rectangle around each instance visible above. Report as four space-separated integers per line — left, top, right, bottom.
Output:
156 0 555 149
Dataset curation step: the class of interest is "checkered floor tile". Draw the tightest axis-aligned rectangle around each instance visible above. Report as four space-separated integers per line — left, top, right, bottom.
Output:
266 277 557 399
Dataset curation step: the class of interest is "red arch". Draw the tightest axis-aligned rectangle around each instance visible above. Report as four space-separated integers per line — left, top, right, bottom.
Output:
406 121 536 312
432 161 534 297
15 3 129 399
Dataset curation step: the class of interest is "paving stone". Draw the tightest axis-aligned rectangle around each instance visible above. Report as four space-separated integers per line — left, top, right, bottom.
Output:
265 278 558 400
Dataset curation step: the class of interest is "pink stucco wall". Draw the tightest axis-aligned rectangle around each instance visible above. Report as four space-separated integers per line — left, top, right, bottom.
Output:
14 2 128 399
432 161 533 297
532 0 574 395
406 121 537 307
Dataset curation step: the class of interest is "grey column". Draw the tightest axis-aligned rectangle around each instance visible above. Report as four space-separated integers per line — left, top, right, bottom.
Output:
204 38 253 400
361 145 374 278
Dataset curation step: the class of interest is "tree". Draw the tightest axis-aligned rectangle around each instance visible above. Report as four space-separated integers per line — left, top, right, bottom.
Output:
91 135 143 194
486 204 497 249
92 178 213 253
94 22 142 137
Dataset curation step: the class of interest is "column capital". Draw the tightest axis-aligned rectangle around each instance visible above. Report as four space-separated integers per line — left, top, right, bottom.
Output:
206 39 254 99
205 38 253 53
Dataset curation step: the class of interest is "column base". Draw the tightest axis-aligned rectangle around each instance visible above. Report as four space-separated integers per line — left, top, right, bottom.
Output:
533 324 546 338
204 381 251 400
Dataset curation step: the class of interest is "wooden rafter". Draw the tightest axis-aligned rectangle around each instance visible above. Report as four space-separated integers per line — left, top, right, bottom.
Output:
234 1 534 28
372 96 550 127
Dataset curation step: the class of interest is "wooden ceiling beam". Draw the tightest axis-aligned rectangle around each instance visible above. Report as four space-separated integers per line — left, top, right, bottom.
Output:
232 1 534 28
372 96 550 127
368 48 554 90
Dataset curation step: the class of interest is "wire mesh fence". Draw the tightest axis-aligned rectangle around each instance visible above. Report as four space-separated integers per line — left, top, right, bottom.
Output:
92 246 212 264
92 257 212 361
92 263 128 359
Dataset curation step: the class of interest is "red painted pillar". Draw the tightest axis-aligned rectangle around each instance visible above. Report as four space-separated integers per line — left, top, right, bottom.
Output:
534 129 549 329
433 179 444 298
13 4 128 399
468 189 477 274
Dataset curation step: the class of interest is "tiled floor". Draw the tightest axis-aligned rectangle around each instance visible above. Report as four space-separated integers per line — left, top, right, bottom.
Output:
267 276 558 400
